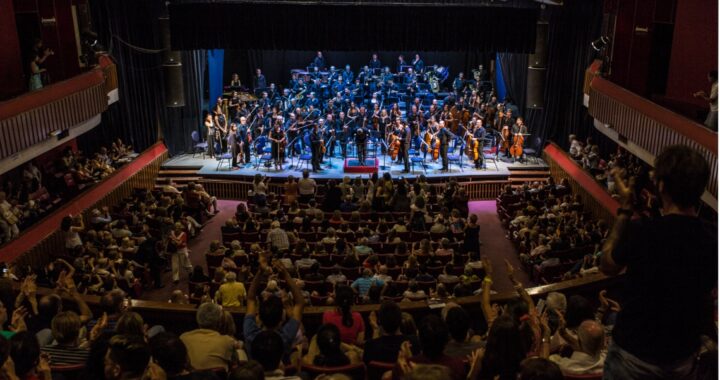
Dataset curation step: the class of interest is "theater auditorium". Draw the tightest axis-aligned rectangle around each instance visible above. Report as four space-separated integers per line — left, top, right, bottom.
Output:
0 0 717 379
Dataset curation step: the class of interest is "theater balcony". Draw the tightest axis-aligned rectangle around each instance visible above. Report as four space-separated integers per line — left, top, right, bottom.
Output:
0 55 118 174
583 60 718 211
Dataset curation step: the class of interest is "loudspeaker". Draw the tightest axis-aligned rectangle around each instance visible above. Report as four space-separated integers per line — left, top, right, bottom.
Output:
163 63 185 107
526 67 545 109
159 17 180 64
529 22 548 68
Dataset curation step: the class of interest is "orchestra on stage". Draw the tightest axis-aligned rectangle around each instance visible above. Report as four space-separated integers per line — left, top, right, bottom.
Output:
205 52 531 172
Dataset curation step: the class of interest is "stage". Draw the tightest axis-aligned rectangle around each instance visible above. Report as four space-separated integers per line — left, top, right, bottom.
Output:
160 151 549 184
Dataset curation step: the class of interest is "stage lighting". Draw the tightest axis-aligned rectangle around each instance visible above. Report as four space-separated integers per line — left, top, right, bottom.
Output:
591 36 610 52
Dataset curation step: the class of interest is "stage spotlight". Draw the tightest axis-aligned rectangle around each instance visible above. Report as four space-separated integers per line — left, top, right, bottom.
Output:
591 36 610 52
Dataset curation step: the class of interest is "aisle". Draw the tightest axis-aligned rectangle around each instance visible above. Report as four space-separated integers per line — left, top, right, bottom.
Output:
141 200 240 301
469 200 533 293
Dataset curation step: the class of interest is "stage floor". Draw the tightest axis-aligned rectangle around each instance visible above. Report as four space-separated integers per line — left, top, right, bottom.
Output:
162 152 548 181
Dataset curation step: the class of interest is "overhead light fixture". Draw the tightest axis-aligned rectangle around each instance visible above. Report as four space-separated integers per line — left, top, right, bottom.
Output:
591 36 610 52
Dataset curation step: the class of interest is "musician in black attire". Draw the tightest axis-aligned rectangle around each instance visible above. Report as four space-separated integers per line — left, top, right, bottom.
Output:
412 54 425 73
204 113 216 159
472 120 487 169
253 68 267 92
237 116 252 164
312 51 327 70
228 124 240 168
269 123 286 170
437 121 452 171
310 124 323 172
369 54 382 70
355 125 368 165
400 122 412 173
396 55 407 73
342 65 354 83
325 114 339 158
285 113 300 157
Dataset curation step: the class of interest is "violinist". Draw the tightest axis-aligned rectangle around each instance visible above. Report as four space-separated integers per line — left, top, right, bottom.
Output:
285 113 300 157
437 121 453 171
472 119 487 169
338 112 351 159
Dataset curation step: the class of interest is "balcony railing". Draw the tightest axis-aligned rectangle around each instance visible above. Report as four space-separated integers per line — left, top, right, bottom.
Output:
0 55 118 160
585 63 717 205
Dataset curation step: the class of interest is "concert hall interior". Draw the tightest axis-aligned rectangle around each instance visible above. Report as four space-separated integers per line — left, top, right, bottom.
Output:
0 0 717 379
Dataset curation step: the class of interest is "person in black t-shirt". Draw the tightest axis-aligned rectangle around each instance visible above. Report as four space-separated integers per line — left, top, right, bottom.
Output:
364 301 420 365
600 145 716 379
355 126 368 165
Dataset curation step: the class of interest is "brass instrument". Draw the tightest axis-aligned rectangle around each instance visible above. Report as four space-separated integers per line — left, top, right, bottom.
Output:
294 88 307 101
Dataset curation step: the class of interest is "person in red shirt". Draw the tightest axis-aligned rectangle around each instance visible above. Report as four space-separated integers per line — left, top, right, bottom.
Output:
321 284 365 346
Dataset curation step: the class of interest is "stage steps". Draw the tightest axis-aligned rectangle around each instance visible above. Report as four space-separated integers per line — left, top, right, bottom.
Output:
155 167 202 190
507 166 551 187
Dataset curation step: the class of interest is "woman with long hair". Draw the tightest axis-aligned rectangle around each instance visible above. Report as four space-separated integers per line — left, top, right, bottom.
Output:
478 315 530 380
321 284 365 346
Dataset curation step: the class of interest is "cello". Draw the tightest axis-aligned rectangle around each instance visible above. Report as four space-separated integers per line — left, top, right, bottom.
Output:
510 131 524 160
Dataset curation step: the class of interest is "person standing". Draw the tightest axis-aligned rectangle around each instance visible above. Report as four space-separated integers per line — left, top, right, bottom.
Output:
472 119 486 169
253 68 267 92
401 122 412 173
600 145 716 379
238 116 252 164
228 123 240 168
693 70 718 131
412 54 425 73
369 53 382 70
437 121 452 171
169 223 192 284
204 113 216 159
355 124 368 165
310 124 323 172
312 51 327 70
269 123 286 170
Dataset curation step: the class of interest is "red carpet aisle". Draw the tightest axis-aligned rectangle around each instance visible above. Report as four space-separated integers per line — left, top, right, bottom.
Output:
469 200 533 292
142 200 241 301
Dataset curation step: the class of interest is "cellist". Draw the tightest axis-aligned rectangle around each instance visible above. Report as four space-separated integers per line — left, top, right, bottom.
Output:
472 118 487 169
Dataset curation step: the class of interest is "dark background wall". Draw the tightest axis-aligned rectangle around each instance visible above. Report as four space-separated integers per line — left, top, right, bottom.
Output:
224 50 491 91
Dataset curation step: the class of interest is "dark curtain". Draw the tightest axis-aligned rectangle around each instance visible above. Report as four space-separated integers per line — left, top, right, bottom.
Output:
89 0 206 156
497 53 529 112
523 0 603 151
169 2 537 53
162 50 207 155
225 50 491 92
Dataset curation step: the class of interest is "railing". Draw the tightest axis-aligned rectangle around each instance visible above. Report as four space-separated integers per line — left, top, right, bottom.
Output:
587 68 717 202
0 55 118 160
583 59 603 96
543 142 619 223
32 270 613 336
202 178 508 202
4 142 168 268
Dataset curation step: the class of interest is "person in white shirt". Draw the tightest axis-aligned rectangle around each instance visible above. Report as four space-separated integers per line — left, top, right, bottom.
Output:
694 70 718 131
298 170 317 203
549 319 606 376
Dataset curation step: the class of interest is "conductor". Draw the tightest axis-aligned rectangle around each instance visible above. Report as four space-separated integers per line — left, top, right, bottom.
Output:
355 125 368 164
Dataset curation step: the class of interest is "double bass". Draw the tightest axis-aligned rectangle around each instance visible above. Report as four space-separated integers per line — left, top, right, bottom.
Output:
388 133 401 160
510 131 524 160
500 126 511 155
464 131 479 161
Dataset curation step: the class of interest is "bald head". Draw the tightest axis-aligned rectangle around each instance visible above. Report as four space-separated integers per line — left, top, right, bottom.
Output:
577 320 605 357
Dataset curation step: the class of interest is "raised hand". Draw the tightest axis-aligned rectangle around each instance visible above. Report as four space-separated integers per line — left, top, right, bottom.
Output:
504 259 515 279
611 167 635 207
10 306 28 332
